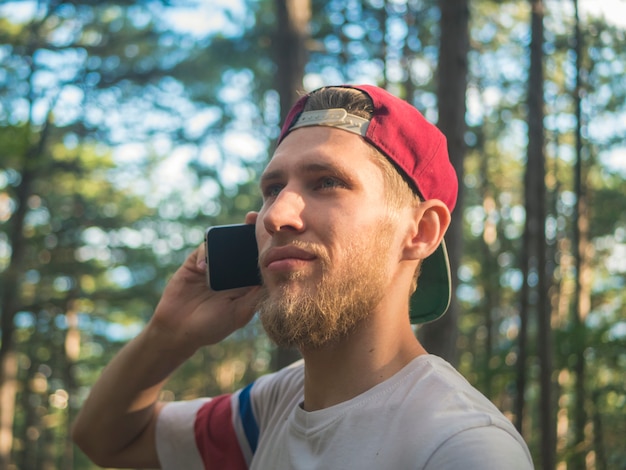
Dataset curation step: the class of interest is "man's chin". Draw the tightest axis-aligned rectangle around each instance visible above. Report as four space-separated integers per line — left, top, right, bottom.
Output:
265 275 317 297
262 314 363 352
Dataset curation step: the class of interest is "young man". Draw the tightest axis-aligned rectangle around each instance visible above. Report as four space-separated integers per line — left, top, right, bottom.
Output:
73 85 534 469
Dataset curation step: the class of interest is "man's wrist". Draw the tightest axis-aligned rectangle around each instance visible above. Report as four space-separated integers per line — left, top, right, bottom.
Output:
134 324 196 379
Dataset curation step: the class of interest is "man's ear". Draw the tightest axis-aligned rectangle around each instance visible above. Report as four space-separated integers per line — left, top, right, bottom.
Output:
402 200 451 260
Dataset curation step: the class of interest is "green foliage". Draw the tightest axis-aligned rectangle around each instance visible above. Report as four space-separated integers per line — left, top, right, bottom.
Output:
455 2 626 466
0 1 275 467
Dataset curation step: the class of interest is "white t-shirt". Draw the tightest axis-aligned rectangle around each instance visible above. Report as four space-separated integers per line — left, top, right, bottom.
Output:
156 355 534 469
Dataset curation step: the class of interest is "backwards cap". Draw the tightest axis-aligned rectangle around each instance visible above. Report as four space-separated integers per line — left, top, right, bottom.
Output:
277 84 458 324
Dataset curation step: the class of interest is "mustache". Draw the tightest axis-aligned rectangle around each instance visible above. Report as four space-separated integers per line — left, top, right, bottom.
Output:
258 240 331 267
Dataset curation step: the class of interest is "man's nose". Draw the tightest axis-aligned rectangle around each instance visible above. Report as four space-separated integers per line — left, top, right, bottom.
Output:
262 189 305 235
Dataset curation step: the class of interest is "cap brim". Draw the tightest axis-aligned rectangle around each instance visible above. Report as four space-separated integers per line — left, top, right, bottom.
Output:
409 240 451 324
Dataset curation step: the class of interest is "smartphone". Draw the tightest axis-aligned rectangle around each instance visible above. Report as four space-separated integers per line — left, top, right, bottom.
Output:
205 224 262 291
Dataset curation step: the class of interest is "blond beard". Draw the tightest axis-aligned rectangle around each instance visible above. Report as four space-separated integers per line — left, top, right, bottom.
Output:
257 222 395 350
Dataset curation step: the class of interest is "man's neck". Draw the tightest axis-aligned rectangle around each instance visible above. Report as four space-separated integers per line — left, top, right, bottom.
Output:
299 313 426 411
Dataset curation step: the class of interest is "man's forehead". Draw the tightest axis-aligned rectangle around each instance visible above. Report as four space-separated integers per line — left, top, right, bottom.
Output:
262 127 372 175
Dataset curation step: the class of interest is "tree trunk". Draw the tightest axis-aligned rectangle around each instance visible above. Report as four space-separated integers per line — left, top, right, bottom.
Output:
272 0 310 370
514 208 530 435
273 0 311 125
418 0 469 366
591 390 607 470
526 1 555 468
0 161 37 469
0 43 53 462
0 351 17 470
62 304 80 470
570 1 592 467
479 189 498 399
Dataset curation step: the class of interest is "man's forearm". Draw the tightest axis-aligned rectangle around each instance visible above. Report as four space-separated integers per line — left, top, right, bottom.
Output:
72 325 188 468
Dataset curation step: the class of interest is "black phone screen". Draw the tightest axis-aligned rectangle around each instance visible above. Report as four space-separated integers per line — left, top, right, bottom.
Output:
205 224 261 291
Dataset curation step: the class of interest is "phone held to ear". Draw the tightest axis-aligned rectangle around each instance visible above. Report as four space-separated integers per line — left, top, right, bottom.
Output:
205 224 262 291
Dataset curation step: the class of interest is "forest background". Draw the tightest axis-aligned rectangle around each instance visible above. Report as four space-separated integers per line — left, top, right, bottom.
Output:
0 0 624 469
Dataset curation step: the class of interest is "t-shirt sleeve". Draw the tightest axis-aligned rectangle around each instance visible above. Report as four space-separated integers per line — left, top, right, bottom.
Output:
155 362 303 469
156 398 210 469
156 395 248 470
194 394 249 469
424 425 535 470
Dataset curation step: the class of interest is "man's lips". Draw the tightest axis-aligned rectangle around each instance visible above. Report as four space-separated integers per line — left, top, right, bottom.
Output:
261 245 317 269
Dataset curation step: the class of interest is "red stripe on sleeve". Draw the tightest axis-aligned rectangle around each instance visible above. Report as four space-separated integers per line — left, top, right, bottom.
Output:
195 395 248 470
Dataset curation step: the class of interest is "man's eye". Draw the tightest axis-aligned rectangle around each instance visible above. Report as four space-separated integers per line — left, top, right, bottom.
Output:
263 185 283 198
318 177 345 189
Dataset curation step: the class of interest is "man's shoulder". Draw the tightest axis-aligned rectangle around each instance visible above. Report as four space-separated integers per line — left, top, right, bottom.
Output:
425 424 535 469
405 355 500 409
254 359 305 390
400 356 512 423
245 359 305 408
400 355 533 467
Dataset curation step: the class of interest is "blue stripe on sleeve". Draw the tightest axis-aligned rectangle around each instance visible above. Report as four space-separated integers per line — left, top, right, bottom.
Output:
238 382 259 454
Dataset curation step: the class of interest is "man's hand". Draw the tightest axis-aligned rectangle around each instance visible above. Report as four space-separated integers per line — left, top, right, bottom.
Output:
149 242 262 358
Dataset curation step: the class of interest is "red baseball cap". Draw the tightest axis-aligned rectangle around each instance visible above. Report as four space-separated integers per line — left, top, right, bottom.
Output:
277 84 458 323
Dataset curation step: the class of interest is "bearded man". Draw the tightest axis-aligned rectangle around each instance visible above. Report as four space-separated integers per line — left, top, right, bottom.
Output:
73 85 534 469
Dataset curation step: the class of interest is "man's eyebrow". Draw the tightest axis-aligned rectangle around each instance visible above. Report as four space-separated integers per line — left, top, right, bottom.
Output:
259 169 284 186
261 162 347 184
303 162 346 175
